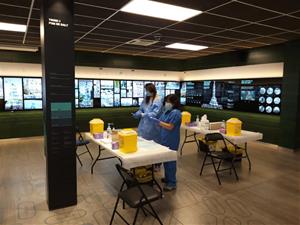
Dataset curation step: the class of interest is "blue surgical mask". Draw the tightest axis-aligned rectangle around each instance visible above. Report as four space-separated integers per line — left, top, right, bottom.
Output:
146 91 153 97
164 102 173 111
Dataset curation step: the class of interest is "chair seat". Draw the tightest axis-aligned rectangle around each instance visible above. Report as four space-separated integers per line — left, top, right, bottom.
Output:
210 151 235 159
76 140 90 146
119 185 161 208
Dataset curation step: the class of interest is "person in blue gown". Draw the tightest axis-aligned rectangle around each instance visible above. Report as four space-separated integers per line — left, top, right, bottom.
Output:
150 94 181 191
132 83 162 143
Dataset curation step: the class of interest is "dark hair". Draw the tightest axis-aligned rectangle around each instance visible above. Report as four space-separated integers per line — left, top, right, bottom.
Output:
145 83 157 104
164 94 180 109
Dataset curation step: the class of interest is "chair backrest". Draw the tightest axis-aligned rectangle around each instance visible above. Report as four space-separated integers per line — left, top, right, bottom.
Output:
115 164 139 187
205 133 228 151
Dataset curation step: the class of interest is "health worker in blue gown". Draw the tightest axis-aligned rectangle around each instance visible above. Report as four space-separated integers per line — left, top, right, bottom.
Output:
149 94 182 191
132 83 162 143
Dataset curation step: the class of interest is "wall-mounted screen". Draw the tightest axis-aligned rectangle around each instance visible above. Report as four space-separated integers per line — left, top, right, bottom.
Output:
114 94 120 107
155 82 165 98
166 82 180 90
79 80 93 108
24 100 42 110
183 78 281 115
100 80 114 107
93 80 100 98
0 77 3 99
101 89 114 107
127 81 133 97
23 78 42 99
114 80 120 94
101 80 114 89
166 89 175 95
121 98 132 107
4 78 23 110
75 79 78 88
133 81 144 98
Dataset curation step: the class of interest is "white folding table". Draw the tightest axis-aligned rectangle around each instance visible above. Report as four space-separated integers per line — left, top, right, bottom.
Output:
84 133 177 173
180 125 263 170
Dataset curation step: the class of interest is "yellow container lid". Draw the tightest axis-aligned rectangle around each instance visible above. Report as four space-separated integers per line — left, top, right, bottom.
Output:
89 118 104 124
119 129 137 136
182 111 191 115
227 118 242 124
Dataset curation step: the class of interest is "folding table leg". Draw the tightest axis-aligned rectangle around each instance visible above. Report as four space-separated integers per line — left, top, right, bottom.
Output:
91 146 101 174
109 196 120 225
180 130 188 156
244 143 252 171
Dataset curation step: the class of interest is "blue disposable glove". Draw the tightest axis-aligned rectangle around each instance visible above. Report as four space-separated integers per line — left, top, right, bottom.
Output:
132 111 141 119
149 117 160 124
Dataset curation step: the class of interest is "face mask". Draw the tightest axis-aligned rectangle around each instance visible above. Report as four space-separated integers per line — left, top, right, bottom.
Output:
164 102 173 111
146 91 153 97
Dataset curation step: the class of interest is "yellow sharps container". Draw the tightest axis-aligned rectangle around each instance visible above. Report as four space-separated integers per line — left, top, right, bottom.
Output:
181 111 191 125
226 118 242 136
119 129 138 153
89 118 104 134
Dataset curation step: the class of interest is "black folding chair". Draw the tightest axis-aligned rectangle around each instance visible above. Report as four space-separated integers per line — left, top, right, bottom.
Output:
199 133 239 185
76 126 93 166
110 164 163 225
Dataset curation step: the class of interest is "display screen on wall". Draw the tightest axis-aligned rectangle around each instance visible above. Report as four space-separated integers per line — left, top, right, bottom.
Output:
114 80 120 94
114 94 120 107
101 80 114 107
155 82 165 98
4 77 23 110
133 81 144 97
79 80 93 108
183 78 281 115
93 80 100 98
121 98 132 107
23 78 42 99
0 77 3 99
127 81 133 97
166 82 180 90
24 100 43 110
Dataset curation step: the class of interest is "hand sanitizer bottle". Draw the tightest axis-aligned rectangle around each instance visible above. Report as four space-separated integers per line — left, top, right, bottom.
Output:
107 123 112 139
196 115 200 127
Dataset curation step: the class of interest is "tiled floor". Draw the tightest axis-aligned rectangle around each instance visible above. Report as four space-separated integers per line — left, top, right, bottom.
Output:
0 134 299 225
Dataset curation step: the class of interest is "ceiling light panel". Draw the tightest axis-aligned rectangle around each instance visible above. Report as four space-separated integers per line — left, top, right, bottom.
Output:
0 22 26 32
166 43 208 51
120 0 202 21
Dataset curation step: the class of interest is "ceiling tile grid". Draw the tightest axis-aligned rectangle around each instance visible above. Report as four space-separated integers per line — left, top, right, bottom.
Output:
0 0 299 59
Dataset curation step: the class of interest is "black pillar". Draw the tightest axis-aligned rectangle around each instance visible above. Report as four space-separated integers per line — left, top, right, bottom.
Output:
40 0 77 210
280 40 300 149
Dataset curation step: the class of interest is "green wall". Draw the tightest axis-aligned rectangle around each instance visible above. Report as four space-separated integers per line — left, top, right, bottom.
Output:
0 108 139 139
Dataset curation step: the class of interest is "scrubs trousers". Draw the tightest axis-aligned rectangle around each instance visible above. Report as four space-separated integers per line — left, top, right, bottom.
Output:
164 160 177 187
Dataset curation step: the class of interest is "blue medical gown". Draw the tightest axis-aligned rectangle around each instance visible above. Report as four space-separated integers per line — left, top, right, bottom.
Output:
136 97 162 142
159 109 182 150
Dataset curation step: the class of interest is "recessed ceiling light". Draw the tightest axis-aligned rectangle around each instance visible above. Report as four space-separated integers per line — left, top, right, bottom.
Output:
166 43 208 51
0 22 26 32
120 0 202 21
0 45 38 52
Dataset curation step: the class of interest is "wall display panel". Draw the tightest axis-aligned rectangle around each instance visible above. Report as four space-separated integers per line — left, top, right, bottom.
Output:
0 77 3 99
24 99 43 110
121 98 132 107
93 80 100 98
133 81 144 98
4 77 23 110
155 82 165 98
114 94 120 107
79 80 93 108
127 81 133 98
166 82 180 90
114 80 120 94
166 89 175 95
183 78 281 115
180 82 186 105
23 78 42 99
75 79 78 88
100 80 114 107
